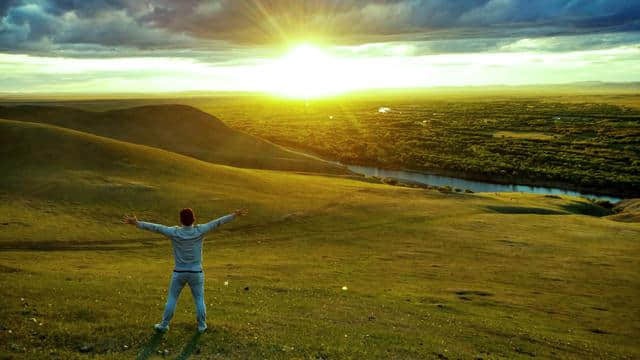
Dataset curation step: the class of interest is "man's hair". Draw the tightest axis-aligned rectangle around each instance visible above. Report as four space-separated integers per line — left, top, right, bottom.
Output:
180 208 195 226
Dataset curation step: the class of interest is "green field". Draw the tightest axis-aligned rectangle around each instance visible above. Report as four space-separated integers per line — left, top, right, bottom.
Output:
203 94 640 198
4 91 638 197
1 106 639 360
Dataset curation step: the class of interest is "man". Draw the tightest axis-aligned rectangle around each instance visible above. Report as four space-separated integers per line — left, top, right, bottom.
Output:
123 208 248 333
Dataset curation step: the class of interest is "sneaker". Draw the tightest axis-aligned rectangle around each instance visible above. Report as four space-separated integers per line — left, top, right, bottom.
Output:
197 325 207 334
154 323 169 333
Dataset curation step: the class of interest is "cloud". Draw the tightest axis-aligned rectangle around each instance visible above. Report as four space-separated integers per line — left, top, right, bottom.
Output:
0 0 639 60
0 2 194 52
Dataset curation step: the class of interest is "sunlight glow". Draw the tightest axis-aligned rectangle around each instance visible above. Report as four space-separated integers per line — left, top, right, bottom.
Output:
2 45 639 95
265 44 355 98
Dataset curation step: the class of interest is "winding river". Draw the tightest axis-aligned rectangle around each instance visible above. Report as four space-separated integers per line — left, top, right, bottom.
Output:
345 164 622 203
282 146 622 202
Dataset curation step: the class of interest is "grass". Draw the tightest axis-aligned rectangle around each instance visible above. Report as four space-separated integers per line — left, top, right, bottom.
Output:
4 92 639 196
0 118 639 359
5 92 638 197
0 104 344 175
607 199 640 222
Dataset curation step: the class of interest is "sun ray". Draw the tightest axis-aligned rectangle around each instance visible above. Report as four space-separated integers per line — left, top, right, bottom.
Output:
250 0 288 43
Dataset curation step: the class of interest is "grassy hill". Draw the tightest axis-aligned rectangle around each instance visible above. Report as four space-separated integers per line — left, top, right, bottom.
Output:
0 119 639 359
0 118 348 245
0 104 345 174
607 199 640 222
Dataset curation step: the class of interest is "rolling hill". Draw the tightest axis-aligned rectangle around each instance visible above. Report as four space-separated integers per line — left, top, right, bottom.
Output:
0 118 353 245
0 104 345 174
0 118 639 359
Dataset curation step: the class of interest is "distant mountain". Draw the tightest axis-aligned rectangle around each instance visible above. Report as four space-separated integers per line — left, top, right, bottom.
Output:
0 104 345 174
342 81 640 97
511 81 640 90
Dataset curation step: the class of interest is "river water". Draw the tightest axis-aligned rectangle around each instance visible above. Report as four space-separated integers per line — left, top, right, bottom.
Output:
346 164 622 203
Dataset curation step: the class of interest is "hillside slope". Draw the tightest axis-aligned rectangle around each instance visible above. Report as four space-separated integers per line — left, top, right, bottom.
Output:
0 118 354 244
0 118 396 245
0 119 639 359
607 198 640 222
0 104 345 174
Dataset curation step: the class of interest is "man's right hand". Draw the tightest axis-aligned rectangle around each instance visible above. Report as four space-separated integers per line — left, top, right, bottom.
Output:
233 209 248 217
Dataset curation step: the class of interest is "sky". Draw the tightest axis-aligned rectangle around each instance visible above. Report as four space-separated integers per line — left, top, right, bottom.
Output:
1 0 640 96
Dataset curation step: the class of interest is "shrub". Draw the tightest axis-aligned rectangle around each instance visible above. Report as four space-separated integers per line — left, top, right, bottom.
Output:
382 177 398 185
595 200 615 209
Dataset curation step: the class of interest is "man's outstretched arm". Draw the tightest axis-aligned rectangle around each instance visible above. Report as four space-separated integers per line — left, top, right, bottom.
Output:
200 209 248 234
122 215 174 237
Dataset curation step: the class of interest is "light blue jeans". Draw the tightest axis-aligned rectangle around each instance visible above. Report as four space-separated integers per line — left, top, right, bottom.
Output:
159 271 206 330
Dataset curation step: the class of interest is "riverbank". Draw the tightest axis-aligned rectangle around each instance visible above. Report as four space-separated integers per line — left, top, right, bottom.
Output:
279 144 627 201
348 164 622 202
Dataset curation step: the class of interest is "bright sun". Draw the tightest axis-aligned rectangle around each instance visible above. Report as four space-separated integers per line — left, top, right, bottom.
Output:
268 44 350 98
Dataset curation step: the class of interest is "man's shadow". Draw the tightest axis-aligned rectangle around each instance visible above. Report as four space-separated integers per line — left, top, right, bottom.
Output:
174 331 203 360
136 330 203 360
136 331 202 360
136 332 164 360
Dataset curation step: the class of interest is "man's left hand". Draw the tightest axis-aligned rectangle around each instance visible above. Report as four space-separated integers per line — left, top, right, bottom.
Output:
122 215 138 225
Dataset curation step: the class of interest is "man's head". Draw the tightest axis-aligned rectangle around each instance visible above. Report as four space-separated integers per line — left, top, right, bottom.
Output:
180 208 195 226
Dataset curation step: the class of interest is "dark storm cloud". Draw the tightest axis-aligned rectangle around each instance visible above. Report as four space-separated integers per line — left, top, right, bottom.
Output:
1 0 639 58
150 0 640 42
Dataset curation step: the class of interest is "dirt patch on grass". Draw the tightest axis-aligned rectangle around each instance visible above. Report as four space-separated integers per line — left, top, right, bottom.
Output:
497 239 529 247
493 131 556 141
454 290 494 297
0 238 164 251
0 221 30 227
0 264 22 273
486 206 565 215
